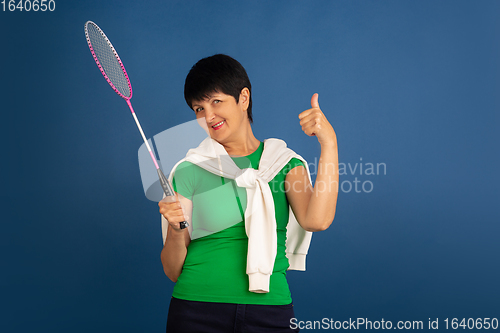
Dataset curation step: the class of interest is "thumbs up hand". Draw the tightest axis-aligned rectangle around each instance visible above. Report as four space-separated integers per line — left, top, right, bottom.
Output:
298 93 337 147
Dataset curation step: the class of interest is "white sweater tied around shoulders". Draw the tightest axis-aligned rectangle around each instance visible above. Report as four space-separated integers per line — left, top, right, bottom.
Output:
162 137 313 293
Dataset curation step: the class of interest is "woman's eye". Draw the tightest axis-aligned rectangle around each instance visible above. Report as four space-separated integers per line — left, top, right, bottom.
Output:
213 100 221 104
195 107 203 112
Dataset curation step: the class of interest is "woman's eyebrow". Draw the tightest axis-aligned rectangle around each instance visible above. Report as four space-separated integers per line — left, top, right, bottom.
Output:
192 92 223 107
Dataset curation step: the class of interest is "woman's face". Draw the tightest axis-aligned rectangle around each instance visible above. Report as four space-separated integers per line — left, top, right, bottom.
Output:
191 88 250 144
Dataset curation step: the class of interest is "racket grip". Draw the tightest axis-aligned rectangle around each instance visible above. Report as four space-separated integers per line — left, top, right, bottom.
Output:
157 168 189 229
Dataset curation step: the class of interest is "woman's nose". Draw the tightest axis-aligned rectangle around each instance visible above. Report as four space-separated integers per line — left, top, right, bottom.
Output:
204 108 215 122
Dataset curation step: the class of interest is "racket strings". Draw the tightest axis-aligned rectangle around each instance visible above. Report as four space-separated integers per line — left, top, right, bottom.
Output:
86 23 131 98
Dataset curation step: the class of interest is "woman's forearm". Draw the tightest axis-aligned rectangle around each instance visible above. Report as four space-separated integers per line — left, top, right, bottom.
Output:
294 93 339 231
161 226 188 282
304 141 339 231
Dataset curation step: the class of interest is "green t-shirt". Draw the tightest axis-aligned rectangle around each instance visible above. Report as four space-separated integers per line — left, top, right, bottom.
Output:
172 141 303 305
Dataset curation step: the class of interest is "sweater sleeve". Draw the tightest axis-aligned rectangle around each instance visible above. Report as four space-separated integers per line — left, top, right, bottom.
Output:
285 210 312 271
284 156 313 271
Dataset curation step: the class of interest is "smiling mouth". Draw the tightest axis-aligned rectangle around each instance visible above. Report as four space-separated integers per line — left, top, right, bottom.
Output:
212 121 224 130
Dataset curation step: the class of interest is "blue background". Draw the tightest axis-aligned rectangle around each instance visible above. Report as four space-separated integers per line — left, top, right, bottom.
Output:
1 1 499 331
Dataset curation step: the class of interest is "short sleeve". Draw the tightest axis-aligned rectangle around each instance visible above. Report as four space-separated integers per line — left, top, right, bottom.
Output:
172 161 196 200
283 157 305 175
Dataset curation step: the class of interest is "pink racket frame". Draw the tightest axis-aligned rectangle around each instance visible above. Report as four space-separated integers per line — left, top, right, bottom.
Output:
84 21 160 170
84 20 188 229
84 21 133 101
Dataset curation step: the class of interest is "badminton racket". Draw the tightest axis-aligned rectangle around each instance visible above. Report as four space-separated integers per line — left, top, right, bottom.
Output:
84 20 188 229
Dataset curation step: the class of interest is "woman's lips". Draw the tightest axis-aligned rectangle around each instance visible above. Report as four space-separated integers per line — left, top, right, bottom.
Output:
212 121 224 130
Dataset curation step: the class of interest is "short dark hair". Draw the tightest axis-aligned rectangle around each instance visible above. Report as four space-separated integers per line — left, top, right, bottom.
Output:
184 54 253 123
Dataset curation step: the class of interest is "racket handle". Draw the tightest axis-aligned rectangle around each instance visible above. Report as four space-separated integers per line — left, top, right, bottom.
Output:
157 168 189 229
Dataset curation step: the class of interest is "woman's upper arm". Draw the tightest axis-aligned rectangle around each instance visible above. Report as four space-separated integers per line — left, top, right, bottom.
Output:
285 165 313 229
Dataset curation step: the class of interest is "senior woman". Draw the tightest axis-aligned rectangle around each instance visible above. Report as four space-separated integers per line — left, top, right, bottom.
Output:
159 54 338 332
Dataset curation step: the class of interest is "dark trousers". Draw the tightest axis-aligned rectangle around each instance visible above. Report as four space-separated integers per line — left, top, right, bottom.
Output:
166 297 300 333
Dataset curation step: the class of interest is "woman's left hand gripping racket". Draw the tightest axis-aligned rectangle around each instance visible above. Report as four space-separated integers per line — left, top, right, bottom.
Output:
84 21 188 229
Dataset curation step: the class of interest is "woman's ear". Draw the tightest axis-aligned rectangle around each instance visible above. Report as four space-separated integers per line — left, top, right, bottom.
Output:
239 87 250 111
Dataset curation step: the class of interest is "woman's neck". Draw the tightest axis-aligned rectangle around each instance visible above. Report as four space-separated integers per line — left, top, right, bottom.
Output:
221 124 261 157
